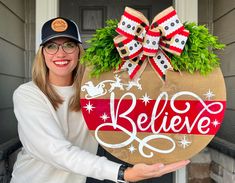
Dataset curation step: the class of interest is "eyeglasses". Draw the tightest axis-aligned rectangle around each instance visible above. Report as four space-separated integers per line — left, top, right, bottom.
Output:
43 41 78 55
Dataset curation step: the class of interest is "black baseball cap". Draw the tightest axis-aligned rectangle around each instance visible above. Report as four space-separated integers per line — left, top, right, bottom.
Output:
40 17 82 45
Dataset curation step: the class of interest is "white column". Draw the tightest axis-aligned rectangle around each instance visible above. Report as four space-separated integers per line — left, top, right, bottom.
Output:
174 1 198 182
35 0 59 50
174 0 198 24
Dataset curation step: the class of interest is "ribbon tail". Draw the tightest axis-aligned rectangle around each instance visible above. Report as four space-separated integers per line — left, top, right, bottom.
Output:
119 54 147 80
149 49 173 82
119 60 140 79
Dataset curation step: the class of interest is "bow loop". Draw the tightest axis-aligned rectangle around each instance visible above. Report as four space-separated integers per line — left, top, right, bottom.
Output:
151 7 184 39
160 28 190 56
114 35 143 61
116 7 149 42
114 6 189 81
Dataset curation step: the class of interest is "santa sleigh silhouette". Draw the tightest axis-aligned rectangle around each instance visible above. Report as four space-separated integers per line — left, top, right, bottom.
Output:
81 81 107 99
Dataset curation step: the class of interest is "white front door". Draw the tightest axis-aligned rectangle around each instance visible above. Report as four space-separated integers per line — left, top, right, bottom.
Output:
60 2 174 183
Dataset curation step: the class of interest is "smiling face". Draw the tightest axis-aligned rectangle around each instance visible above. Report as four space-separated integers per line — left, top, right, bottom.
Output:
43 37 79 86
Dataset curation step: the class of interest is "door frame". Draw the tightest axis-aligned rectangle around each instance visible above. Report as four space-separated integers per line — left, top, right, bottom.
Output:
35 1 198 183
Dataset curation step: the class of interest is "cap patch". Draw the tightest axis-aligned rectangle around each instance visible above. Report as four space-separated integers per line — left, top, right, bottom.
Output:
51 18 68 32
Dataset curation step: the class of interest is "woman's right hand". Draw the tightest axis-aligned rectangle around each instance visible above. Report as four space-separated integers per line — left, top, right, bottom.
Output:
124 160 190 182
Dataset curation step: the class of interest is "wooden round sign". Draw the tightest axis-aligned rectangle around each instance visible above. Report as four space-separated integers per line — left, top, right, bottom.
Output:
80 65 226 164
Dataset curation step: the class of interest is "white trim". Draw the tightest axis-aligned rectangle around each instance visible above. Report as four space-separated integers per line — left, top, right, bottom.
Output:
174 0 198 183
174 166 187 183
174 0 198 24
35 0 59 50
174 1 198 183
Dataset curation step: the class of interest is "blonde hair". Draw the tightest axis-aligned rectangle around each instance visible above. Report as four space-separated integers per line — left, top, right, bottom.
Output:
32 44 85 111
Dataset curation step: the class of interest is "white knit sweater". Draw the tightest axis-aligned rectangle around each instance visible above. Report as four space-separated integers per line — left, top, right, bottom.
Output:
10 81 120 183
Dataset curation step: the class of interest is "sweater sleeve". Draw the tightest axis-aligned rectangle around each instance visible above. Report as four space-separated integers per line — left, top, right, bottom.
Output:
13 84 121 182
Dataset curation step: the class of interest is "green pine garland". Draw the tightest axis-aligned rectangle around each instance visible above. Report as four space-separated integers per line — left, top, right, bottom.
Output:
81 20 225 77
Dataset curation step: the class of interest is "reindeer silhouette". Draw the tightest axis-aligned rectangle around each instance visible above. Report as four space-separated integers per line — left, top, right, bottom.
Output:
126 78 142 90
108 75 125 92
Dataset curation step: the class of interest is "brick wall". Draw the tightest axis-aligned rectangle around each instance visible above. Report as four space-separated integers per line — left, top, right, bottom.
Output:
209 148 235 183
188 148 212 183
187 147 235 183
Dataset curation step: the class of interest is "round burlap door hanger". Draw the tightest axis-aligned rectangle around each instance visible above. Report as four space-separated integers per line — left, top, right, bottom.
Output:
80 6 226 164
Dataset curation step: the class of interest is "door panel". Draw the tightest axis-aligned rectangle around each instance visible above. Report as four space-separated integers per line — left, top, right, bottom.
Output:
60 0 172 48
60 1 173 182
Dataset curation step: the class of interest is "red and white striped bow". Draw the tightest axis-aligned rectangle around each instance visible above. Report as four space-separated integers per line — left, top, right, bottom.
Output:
114 6 189 81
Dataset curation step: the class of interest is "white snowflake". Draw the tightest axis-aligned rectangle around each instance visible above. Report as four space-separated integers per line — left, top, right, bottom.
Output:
204 89 215 100
100 113 109 122
178 135 192 149
212 119 220 127
140 93 151 106
83 101 95 113
128 144 136 154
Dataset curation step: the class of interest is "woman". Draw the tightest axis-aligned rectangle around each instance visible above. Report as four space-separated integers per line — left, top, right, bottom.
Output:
10 17 190 183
